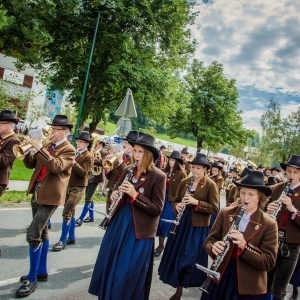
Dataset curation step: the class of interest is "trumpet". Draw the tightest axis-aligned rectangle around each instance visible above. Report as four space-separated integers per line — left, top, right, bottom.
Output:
102 154 119 171
13 128 52 160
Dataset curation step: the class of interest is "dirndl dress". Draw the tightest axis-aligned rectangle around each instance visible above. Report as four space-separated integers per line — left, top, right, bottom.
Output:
290 255 300 286
158 205 209 288
200 258 265 300
89 202 153 300
156 188 175 237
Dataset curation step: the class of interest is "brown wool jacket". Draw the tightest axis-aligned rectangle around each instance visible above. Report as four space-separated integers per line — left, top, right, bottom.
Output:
269 182 300 243
91 148 109 184
109 165 166 239
165 169 187 202
211 174 225 193
0 133 20 186
205 205 278 295
24 140 76 206
172 176 219 227
69 150 93 187
226 185 238 206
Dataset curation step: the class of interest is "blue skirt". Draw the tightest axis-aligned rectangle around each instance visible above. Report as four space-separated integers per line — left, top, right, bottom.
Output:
158 206 209 288
89 203 153 300
200 258 265 300
156 189 175 238
290 255 300 286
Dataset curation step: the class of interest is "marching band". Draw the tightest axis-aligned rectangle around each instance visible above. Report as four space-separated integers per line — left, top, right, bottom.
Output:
0 109 300 300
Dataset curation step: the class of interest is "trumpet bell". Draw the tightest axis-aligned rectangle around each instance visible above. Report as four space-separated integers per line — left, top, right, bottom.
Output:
103 155 118 171
13 143 33 160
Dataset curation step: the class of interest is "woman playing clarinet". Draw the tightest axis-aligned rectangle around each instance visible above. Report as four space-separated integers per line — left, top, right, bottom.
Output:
200 171 278 300
154 150 187 257
89 134 166 300
158 153 219 300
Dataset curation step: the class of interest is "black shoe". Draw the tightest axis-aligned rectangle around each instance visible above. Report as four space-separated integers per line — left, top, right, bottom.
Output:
83 217 94 223
76 219 82 227
16 280 37 297
66 239 75 245
20 273 48 282
52 241 66 251
48 224 51 230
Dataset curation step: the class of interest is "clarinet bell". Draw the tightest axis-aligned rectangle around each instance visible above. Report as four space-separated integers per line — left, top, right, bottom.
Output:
198 276 212 294
99 217 108 230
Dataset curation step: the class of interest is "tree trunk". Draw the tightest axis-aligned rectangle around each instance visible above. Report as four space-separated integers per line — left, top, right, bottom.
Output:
197 139 203 153
89 118 100 133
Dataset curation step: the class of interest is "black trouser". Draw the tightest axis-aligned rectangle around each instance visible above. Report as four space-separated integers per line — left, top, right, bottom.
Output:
268 241 300 299
85 182 98 203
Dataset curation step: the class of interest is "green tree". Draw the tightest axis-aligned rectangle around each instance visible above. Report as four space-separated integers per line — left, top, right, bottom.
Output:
1 0 197 132
0 79 33 118
261 98 300 162
168 59 251 152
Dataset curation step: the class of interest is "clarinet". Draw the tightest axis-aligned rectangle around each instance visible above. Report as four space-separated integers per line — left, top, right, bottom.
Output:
196 204 247 293
99 160 138 229
162 176 195 235
268 179 292 220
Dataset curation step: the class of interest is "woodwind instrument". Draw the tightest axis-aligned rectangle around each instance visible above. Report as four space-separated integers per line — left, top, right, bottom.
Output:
196 204 247 293
161 176 195 235
267 179 292 220
99 160 138 229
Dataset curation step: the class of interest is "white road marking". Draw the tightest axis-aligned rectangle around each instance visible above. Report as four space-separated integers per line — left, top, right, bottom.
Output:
0 269 61 287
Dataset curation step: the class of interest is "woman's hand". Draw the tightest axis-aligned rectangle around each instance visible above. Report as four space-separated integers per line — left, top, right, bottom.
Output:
228 230 246 250
212 241 226 256
267 200 278 214
229 202 238 207
119 181 137 199
183 194 198 206
176 203 185 213
110 190 119 203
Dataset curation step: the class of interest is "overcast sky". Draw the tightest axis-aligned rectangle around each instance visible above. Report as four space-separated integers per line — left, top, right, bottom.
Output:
190 0 300 131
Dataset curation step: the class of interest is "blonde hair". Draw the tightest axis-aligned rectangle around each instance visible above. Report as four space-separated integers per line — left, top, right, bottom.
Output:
139 146 154 173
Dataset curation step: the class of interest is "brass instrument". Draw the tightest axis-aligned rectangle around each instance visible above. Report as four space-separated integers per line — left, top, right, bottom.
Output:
102 154 119 171
13 128 52 160
196 204 247 293
90 133 104 176
247 160 257 169
237 161 244 174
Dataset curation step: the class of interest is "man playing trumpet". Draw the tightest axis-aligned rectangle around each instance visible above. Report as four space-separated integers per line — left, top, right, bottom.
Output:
15 115 75 297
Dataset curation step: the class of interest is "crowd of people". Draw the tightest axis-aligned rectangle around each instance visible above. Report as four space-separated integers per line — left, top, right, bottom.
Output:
0 109 299 300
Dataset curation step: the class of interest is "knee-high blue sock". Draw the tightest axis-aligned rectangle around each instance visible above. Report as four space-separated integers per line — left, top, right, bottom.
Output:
79 203 89 221
262 292 272 300
68 217 76 241
47 219 51 226
37 240 49 275
59 220 70 244
27 246 42 282
89 202 94 219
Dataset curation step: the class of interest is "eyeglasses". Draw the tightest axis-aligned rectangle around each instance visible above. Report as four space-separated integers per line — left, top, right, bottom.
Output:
0 122 11 125
50 127 66 132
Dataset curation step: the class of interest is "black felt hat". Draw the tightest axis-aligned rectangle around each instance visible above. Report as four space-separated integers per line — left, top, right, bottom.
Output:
190 153 211 169
129 133 159 161
240 168 250 178
233 170 272 196
266 177 277 186
231 167 239 174
270 166 281 172
160 145 167 149
75 131 91 144
181 147 189 155
123 130 143 142
167 150 183 165
257 164 264 169
211 162 223 170
47 114 73 129
0 110 19 124
280 155 300 171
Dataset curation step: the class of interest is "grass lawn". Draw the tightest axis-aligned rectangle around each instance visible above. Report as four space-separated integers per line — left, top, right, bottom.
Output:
10 159 34 180
100 121 196 147
0 190 106 206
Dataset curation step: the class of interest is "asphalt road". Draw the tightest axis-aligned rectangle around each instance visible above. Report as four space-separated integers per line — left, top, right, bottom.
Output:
0 203 201 300
0 197 296 300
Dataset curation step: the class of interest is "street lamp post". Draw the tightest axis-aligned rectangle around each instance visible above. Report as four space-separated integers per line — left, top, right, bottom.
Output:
73 1 114 145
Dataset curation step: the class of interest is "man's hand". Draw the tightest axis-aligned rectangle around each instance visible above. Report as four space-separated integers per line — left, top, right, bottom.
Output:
30 138 43 151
